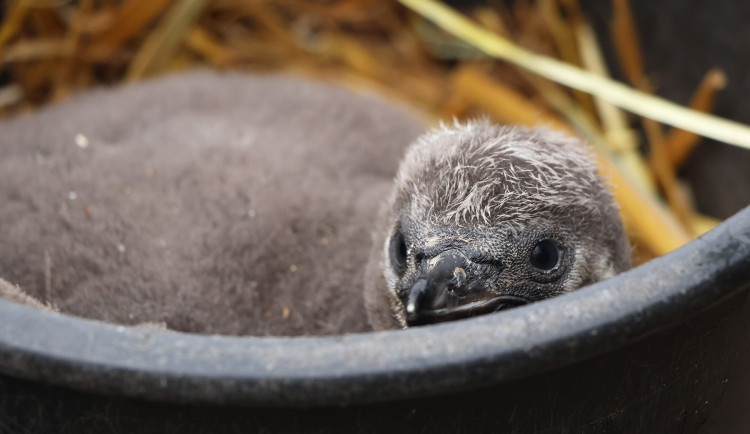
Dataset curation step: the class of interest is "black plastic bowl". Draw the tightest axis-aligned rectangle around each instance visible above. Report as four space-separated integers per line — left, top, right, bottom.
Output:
1 205 749 433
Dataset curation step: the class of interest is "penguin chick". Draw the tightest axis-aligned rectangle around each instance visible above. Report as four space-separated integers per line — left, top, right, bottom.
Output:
0 72 629 335
364 120 631 330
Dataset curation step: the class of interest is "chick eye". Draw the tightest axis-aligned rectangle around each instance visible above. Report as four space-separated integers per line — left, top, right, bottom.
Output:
530 239 561 271
389 229 408 275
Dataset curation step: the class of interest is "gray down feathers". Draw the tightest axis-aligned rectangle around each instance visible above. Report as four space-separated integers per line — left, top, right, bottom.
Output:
0 71 422 336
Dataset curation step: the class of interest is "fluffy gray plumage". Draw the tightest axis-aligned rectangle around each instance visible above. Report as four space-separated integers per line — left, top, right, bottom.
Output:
0 71 421 336
364 120 631 329
0 71 630 335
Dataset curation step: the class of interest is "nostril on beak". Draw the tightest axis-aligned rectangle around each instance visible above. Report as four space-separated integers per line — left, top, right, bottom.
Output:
447 266 468 296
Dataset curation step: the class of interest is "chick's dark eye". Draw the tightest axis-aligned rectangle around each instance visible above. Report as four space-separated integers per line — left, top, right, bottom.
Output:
389 229 408 275
530 239 560 271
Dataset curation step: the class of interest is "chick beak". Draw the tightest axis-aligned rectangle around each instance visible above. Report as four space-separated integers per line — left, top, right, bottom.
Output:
405 251 529 326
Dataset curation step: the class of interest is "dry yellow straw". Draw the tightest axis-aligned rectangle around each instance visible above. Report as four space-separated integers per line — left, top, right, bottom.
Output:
607 0 696 234
127 0 209 80
665 68 727 168
87 0 173 57
398 0 750 150
575 20 654 193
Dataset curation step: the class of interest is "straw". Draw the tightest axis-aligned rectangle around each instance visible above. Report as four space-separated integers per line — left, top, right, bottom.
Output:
398 0 750 150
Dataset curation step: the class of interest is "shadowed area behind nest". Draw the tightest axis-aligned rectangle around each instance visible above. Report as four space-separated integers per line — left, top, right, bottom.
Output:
0 71 424 336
